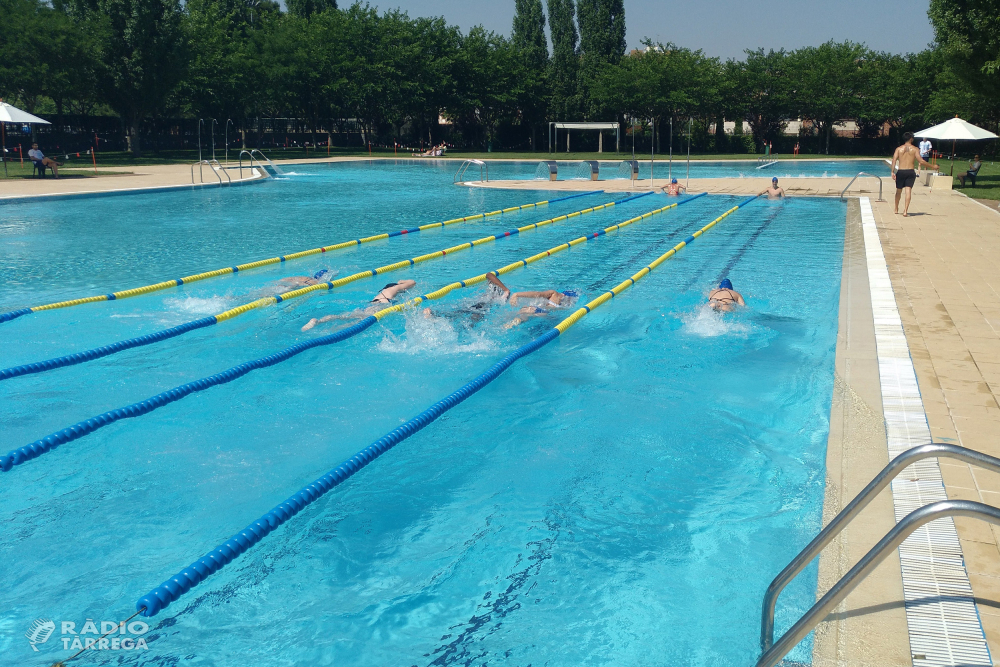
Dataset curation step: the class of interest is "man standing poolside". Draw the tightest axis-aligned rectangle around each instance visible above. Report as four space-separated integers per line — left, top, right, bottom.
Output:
891 132 936 217
919 137 932 165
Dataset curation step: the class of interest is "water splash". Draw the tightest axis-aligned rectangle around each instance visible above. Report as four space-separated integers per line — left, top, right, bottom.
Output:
163 295 232 315
679 303 751 338
376 309 496 355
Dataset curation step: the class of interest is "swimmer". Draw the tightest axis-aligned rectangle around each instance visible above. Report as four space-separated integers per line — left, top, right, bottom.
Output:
277 269 334 289
486 273 574 308
422 272 578 328
301 279 416 331
708 278 745 312
662 178 686 196
764 177 784 198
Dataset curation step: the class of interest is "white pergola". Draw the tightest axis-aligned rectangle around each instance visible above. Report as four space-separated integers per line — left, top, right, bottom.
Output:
549 122 620 153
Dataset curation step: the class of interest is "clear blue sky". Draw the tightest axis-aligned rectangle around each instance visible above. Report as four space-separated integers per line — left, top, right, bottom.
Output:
365 0 936 59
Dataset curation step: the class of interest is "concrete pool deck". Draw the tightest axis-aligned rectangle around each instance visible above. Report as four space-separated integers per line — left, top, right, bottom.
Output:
5 158 999 662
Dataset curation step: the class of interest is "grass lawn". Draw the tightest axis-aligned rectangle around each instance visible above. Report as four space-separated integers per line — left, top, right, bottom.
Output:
949 158 1000 201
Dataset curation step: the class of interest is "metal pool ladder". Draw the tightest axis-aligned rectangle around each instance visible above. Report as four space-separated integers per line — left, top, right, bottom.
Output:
239 149 281 177
191 159 231 186
757 443 1000 667
454 159 488 183
840 171 884 201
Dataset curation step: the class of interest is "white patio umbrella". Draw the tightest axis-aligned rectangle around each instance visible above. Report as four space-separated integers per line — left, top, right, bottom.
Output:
914 116 998 175
0 100 51 175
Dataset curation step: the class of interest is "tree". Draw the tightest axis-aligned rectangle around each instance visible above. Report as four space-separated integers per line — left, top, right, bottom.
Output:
789 41 869 154
727 49 791 151
511 0 548 149
447 27 521 149
929 0 1000 98
70 0 187 156
285 0 335 18
547 0 578 121
576 0 625 65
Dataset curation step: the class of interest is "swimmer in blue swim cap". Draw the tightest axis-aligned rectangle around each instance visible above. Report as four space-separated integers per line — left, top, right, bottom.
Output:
708 278 745 312
662 178 686 196
765 177 784 198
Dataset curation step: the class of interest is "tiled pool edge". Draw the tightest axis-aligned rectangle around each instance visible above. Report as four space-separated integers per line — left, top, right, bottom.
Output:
861 196 992 666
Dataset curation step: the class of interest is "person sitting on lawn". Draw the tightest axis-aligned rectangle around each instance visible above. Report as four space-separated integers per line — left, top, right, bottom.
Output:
27 143 61 178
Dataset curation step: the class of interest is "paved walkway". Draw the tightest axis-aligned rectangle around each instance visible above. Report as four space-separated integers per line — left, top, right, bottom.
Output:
0 162 265 199
870 186 1000 659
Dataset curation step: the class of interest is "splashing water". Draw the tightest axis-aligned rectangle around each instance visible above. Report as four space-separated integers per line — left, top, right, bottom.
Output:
680 303 751 338
163 295 232 315
376 308 497 355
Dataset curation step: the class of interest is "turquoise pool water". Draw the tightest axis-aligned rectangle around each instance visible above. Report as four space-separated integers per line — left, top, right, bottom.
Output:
469 158 886 181
0 161 845 665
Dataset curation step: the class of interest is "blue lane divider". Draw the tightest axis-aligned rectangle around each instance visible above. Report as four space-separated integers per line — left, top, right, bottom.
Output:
135 328 560 617
0 317 376 472
0 192 651 383
0 317 217 380
0 307 32 324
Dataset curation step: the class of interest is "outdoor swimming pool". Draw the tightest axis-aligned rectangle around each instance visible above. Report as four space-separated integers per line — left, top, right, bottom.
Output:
0 161 845 665
475 158 887 181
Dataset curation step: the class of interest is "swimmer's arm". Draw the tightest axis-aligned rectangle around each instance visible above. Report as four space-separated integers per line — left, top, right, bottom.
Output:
890 148 900 177
384 279 416 299
735 293 746 306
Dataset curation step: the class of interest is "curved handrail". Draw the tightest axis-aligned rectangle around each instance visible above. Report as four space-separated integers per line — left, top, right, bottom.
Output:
249 149 279 174
840 171 883 202
453 159 488 183
207 159 231 185
190 160 221 185
757 499 1000 667
237 150 266 180
760 443 1000 654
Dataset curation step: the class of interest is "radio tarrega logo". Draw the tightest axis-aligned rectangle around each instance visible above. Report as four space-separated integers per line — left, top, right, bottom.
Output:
24 617 150 653
24 619 56 652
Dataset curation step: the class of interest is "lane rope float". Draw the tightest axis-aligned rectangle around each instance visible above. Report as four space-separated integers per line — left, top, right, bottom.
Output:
132 193 760 618
0 193 701 472
1 193 652 381
0 191 604 324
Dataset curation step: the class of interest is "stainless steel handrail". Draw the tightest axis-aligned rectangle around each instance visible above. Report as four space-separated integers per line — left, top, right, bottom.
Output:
249 149 279 174
760 444 1000 656
840 171 883 201
237 150 266 179
758 499 1000 667
190 160 222 185
453 159 488 183
207 159 231 185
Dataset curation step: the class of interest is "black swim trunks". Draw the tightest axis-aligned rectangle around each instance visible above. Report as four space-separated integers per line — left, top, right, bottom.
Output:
895 169 916 189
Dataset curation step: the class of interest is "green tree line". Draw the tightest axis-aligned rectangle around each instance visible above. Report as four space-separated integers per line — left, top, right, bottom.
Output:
0 0 997 156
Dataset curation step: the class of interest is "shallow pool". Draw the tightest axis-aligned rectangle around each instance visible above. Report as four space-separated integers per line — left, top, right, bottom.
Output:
0 161 845 666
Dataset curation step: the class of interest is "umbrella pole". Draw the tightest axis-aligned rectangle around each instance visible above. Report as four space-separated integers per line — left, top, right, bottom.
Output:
2 123 6 177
